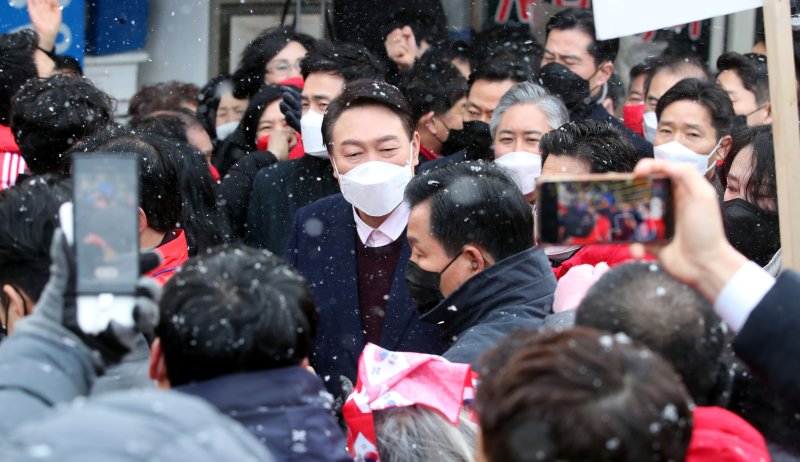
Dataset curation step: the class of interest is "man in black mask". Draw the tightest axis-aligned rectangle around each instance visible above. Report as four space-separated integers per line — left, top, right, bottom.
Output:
404 161 556 366
539 8 653 159
421 58 529 171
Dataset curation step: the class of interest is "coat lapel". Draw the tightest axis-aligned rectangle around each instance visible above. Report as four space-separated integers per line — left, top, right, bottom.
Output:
378 231 419 351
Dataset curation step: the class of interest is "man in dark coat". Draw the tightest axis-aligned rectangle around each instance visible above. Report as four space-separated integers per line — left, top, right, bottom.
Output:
284 81 448 397
149 245 349 462
246 42 384 254
404 161 556 365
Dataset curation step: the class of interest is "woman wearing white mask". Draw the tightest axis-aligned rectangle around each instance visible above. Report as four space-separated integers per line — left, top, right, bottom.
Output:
652 78 735 182
490 82 569 202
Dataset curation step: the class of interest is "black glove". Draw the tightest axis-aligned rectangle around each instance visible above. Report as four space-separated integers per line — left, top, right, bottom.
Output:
34 230 162 371
279 85 303 133
333 375 355 429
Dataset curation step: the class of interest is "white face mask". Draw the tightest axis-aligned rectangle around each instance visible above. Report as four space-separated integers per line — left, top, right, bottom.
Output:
653 139 722 176
643 111 658 143
494 151 542 195
335 145 414 217
300 109 328 158
215 120 239 141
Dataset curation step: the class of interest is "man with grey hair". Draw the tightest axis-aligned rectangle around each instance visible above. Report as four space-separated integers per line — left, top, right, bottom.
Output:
491 81 569 201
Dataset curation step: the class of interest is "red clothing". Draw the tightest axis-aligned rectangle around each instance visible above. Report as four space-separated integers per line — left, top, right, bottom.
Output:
145 230 189 284
687 406 770 462
552 244 652 280
419 144 439 161
570 214 611 245
0 125 26 190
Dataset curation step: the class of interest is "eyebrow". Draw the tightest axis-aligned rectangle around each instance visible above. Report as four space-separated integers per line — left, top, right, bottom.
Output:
683 123 704 131
498 129 544 135
340 135 400 146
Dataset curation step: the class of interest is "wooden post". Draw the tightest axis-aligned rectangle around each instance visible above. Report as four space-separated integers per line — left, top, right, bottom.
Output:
763 0 800 270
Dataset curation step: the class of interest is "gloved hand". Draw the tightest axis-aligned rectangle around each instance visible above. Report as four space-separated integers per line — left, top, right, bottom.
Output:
553 262 610 313
279 85 303 133
33 229 162 371
333 375 355 428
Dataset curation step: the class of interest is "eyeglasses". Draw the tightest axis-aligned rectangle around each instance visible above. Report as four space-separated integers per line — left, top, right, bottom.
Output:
266 59 303 77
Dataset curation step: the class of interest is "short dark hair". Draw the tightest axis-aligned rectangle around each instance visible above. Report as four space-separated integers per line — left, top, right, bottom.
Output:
398 53 468 122
231 27 316 99
53 55 83 76
655 78 735 139
643 55 709 100
539 120 639 173
629 56 662 83
720 124 777 211
545 8 619 65
0 30 39 125
301 41 385 84
468 57 530 91
128 81 200 118
716 52 770 105
129 109 205 145
476 327 693 462
472 23 543 73
157 244 319 386
11 75 115 175
575 262 731 406
0 174 71 303
404 161 532 261
71 128 182 234
321 79 414 151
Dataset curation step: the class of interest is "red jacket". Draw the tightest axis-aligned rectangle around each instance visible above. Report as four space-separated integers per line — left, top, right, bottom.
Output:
687 406 770 462
145 230 189 284
552 244 651 280
0 125 26 190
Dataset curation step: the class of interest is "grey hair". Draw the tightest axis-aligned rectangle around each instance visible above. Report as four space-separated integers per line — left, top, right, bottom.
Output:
489 81 569 138
375 406 477 462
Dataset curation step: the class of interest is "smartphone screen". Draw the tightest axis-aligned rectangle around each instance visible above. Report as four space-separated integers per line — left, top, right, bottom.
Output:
537 175 673 245
73 154 139 294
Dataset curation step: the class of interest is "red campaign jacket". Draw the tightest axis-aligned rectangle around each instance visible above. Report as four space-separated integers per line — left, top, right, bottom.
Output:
687 406 770 462
0 125 26 190
551 244 653 280
145 229 189 284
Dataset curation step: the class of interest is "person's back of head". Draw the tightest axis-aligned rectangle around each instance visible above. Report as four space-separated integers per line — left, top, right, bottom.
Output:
655 78 735 140
129 112 191 144
575 262 730 406
540 120 639 173
0 30 39 126
476 327 693 462
404 160 532 263
128 81 201 119
301 41 385 84
11 75 114 175
545 8 619 65
398 53 468 124
71 128 182 237
156 244 318 386
0 174 71 334
375 405 476 462
473 23 543 73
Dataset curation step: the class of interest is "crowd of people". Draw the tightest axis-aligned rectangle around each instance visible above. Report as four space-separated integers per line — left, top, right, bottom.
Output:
0 0 796 460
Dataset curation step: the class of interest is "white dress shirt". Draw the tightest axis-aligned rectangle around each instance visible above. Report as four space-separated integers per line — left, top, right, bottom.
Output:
353 203 410 247
715 261 776 333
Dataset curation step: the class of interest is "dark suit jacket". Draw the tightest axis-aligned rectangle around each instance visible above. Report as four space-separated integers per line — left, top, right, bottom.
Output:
284 194 448 395
734 270 800 411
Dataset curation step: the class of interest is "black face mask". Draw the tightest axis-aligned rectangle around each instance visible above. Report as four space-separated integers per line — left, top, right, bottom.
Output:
440 121 493 160
723 198 780 267
538 62 591 110
405 252 461 315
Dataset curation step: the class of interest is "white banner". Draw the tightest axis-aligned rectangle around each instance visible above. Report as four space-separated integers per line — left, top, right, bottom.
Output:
593 0 763 40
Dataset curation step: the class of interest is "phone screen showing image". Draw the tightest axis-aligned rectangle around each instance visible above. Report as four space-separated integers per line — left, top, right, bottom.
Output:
73 154 139 294
538 176 673 245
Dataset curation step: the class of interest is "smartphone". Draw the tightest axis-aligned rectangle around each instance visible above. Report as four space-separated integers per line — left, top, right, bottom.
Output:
536 174 674 245
71 154 139 334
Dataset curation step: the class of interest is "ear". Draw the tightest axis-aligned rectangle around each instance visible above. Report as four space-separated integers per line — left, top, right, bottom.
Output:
462 245 488 274
411 131 421 168
594 61 614 86
762 103 773 125
717 135 733 162
419 111 436 135
2 285 25 333
148 338 171 389
138 207 148 234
